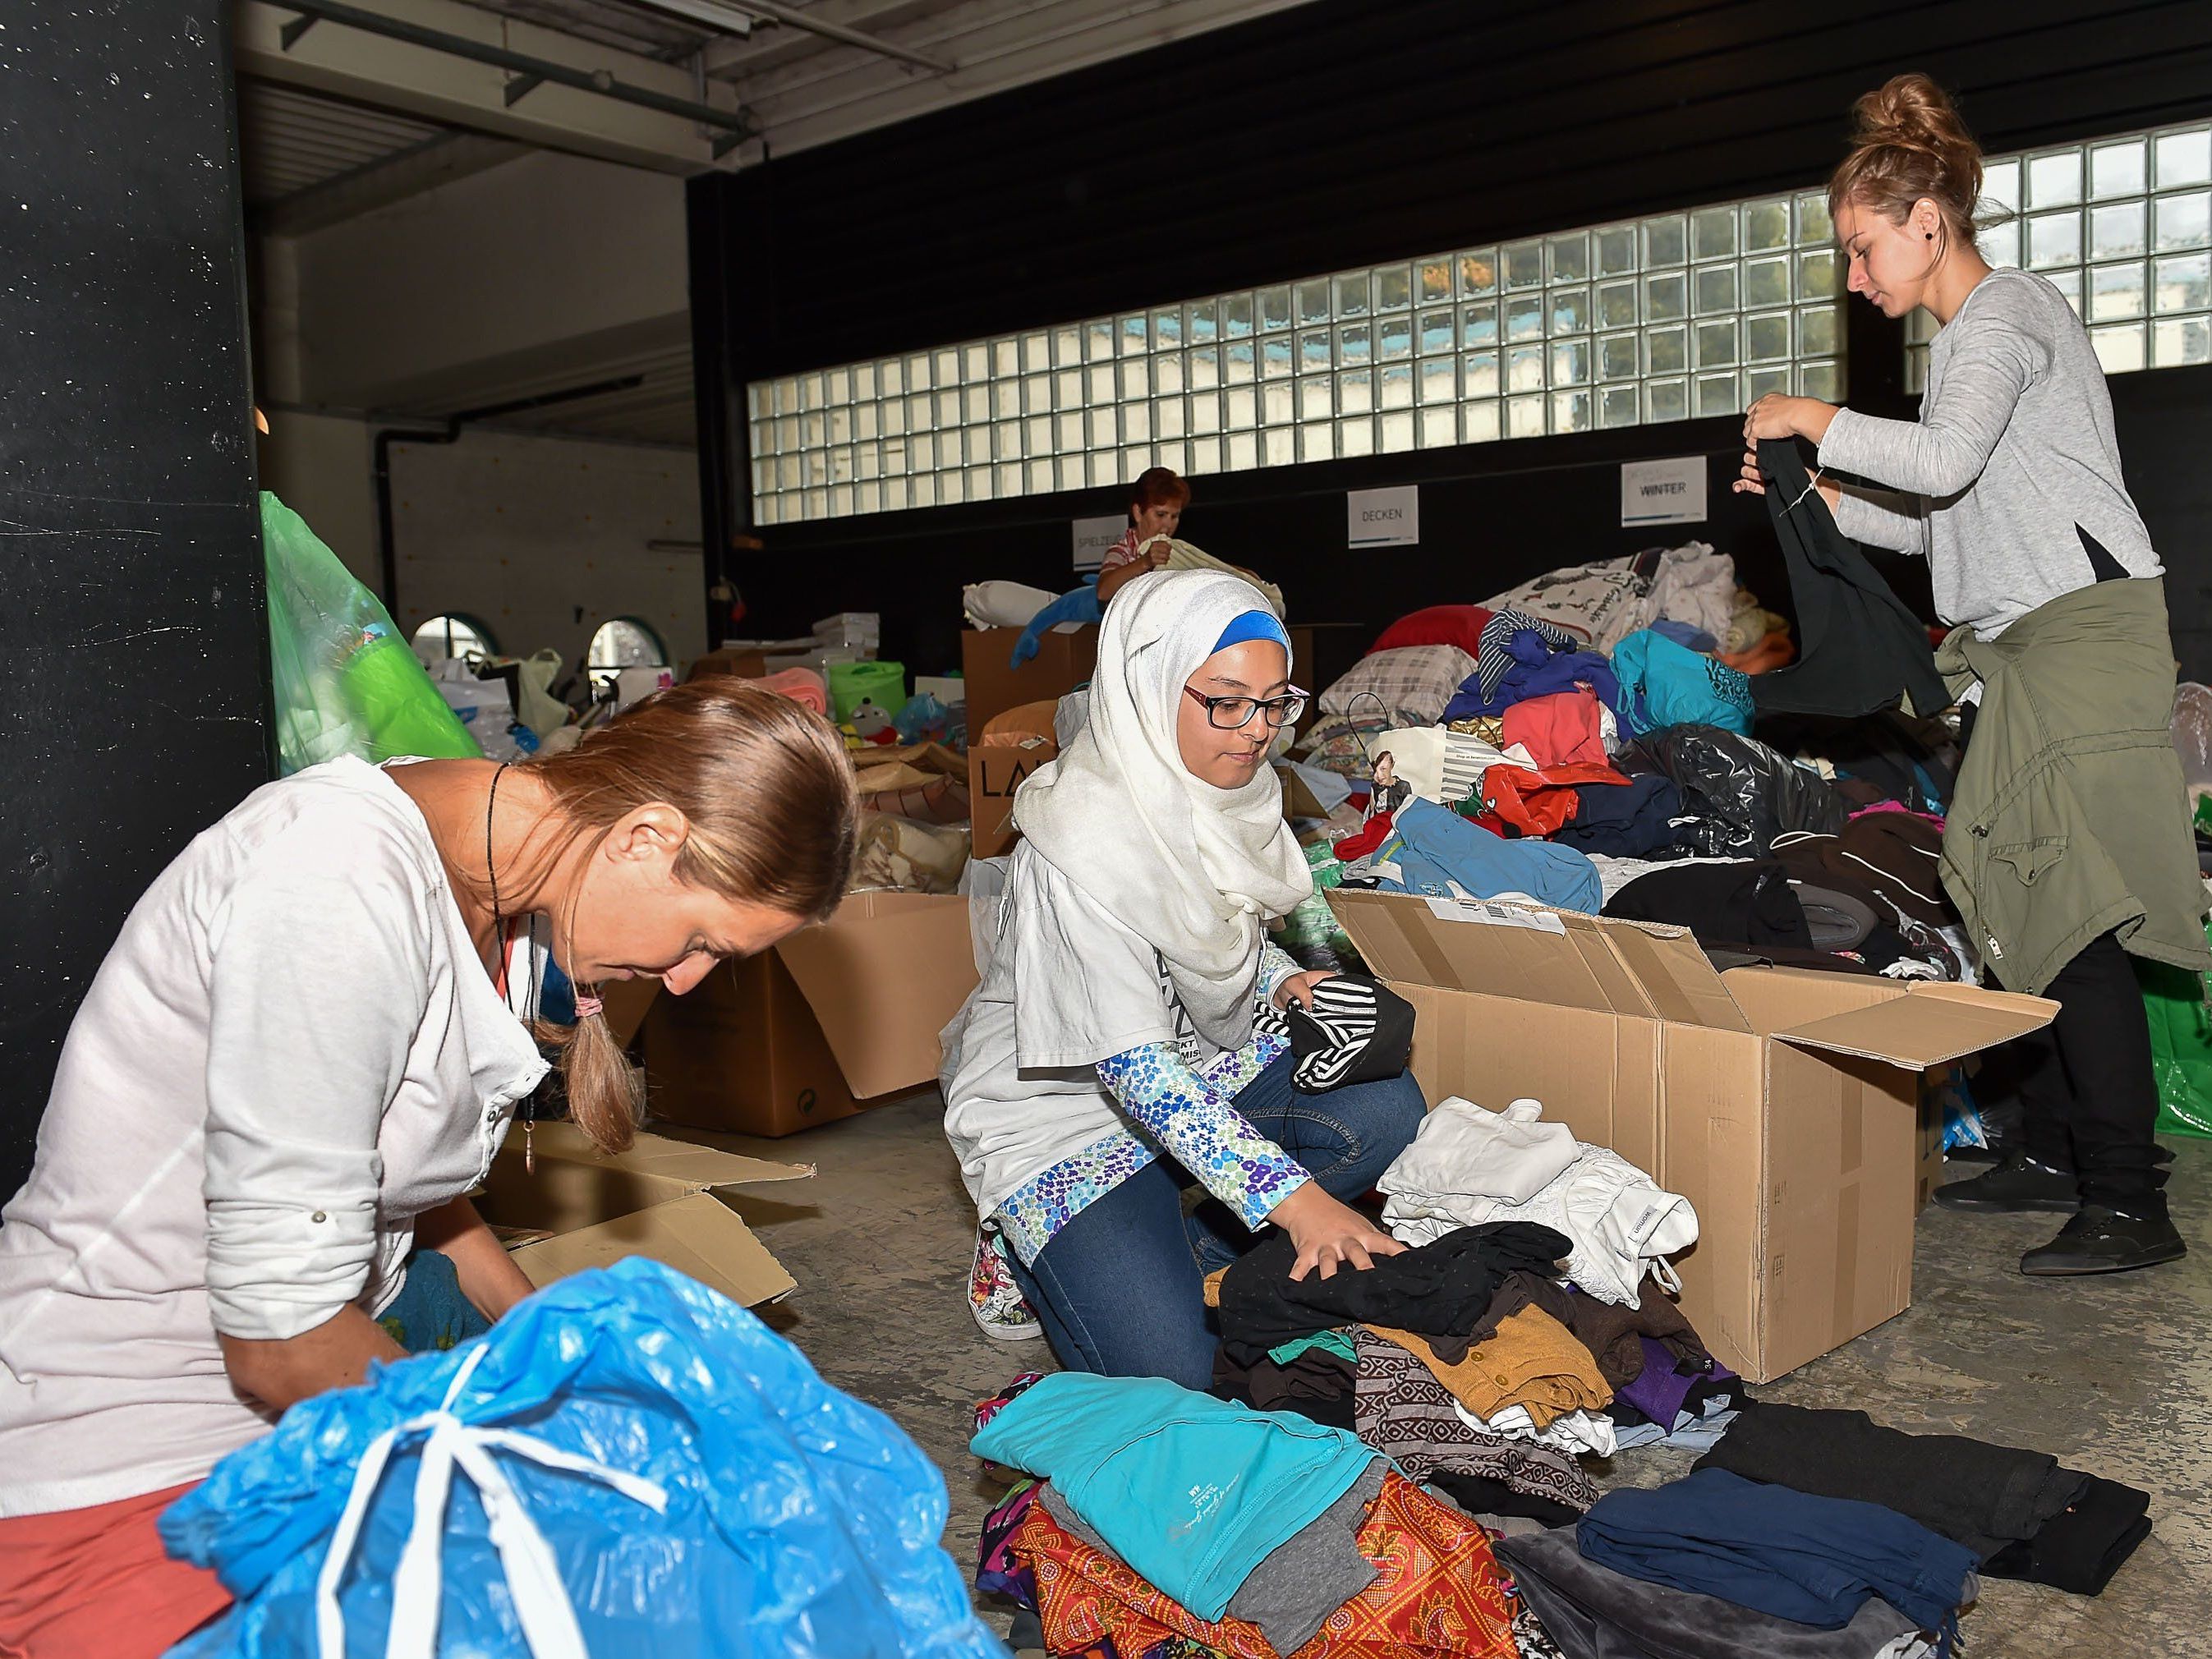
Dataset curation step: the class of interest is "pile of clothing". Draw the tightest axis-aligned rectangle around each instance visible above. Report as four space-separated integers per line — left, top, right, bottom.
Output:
973 1371 1520 1658
968 1098 2155 1658
1488 1397 2155 1659
1290 532 1972 984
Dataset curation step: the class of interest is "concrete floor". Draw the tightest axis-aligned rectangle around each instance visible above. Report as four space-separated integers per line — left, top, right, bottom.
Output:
701 1095 2212 1658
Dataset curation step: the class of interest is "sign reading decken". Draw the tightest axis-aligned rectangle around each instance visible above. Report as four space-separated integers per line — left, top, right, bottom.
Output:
1072 514 1125 571
1346 485 1419 548
1620 457 1708 526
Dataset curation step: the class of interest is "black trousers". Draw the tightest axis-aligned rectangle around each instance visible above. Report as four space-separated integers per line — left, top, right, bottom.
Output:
1991 931 2166 1213
1959 688 2167 1214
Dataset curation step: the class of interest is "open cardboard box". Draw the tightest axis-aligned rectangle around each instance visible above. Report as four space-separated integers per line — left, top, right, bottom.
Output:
477 1121 809 1307
960 625 1097 738
630 890 981 1137
971 739 1055 859
1328 889 2058 1383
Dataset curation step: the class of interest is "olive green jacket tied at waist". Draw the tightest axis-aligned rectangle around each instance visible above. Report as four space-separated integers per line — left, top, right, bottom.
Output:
1937 574 2209 996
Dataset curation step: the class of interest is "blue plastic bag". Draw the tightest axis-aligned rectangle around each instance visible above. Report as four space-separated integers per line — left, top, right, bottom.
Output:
160 1259 1008 1659
891 692 954 746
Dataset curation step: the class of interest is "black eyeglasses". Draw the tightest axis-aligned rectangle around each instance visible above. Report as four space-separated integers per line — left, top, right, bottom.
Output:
1184 685 1309 730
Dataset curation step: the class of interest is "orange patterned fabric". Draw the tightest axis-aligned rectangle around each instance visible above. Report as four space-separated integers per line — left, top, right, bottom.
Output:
1011 1469 1516 1659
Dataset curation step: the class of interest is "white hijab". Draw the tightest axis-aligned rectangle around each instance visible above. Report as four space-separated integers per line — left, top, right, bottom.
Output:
1014 569 1313 1050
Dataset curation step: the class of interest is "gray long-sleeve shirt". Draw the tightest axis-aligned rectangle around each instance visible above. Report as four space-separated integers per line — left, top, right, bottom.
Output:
1817 267 2160 638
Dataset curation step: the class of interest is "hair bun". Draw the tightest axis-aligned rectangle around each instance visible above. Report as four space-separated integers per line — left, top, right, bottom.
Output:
1852 72 1971 155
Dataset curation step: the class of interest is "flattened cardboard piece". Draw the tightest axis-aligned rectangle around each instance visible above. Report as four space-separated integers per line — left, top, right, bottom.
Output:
481 1124 810 1307
773 891 980 1101
855 741 968 783
479 1122 807 1234
1773 981 2058 1069
509 1192 796 1307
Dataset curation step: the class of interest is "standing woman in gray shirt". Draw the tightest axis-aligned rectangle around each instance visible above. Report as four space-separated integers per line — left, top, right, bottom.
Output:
1736 73 2208 1276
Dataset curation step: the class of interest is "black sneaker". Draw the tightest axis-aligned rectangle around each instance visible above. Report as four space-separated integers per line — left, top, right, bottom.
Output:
2019 1206 2187 1276
1932 1152 2079 1215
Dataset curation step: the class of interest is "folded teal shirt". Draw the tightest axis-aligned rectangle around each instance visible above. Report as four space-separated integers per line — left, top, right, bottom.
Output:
968 1372 1382 1621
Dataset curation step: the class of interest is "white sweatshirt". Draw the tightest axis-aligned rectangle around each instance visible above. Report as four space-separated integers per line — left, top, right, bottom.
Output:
0 758 547 1515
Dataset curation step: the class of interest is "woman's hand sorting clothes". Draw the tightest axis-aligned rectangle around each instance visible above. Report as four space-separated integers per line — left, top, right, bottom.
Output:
1272 969 1339 1011
1270 1182 1407 1282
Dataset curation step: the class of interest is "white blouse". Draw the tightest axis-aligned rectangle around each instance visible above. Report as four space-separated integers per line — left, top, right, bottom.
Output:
0 757 547 1516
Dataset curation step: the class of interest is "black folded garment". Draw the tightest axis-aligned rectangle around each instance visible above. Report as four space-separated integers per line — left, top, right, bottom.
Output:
1286 976 1416 1093
1425 1468 1581 1529
1981 1475 2153 1597
1217 1222 1572 1364
1210 1344 1358 1431
1694 1401 2150 1593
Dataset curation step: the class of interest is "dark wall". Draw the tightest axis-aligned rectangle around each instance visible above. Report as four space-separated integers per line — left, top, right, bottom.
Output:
2113 364 2212 679
689 0 2212 672
0 4 269 1195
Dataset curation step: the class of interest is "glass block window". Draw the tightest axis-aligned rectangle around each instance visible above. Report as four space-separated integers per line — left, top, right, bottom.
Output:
1907 121 2212 391
751 191 1847 525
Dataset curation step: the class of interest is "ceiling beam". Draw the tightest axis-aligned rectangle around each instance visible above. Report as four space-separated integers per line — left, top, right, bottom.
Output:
623 0 954 75
236 0 748 174
719 0 1319 158
700 0 934 78
249 127 530 233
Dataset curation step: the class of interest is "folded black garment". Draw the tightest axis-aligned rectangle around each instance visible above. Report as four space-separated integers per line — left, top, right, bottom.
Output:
1694 1401 2089 1562
1210 1344 1358 1430
1605 861 1811 951
1980 1475 2152 1597
1218 1222 1572 1363
1287 976 1416 1093
1495 1526 1938 1659
1426 1468 1581 1529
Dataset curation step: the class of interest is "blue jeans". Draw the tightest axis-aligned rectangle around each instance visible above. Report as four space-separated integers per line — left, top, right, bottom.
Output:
1003 1054 1427 1392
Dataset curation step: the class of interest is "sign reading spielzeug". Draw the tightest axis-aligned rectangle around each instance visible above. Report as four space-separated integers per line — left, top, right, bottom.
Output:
1620 456 1708 526
1346 485 1419 548
1072 515 1125 572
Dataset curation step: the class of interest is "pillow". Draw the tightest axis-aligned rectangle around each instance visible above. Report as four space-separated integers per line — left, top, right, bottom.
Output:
1366 605 1493 659
1318 645 1478 728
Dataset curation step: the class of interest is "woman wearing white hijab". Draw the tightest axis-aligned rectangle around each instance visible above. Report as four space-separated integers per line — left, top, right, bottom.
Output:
940 570 1427 1388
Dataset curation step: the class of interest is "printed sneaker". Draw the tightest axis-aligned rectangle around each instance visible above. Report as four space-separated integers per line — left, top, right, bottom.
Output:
969 1228 1044 1342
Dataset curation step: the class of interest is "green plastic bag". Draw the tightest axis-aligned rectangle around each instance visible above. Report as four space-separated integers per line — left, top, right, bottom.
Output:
828 658 906 726
2138 916 2212 1137
261 492 481 774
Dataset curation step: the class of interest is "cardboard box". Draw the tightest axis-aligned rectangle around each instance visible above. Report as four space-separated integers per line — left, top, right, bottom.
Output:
637 891 980 1137
971 735 1058 860
960 625 1097 737
688 647 770 681
478 1121 809 1307
642 949 863 1137
774 891 980 1099
1274 761 1336 822
1327 891 2057 1383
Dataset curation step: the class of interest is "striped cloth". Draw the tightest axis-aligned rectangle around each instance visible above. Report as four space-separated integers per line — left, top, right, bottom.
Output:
1473 609 1584 701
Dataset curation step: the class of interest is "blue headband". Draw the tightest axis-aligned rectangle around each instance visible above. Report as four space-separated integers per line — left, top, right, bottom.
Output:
1211 609 1290 655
